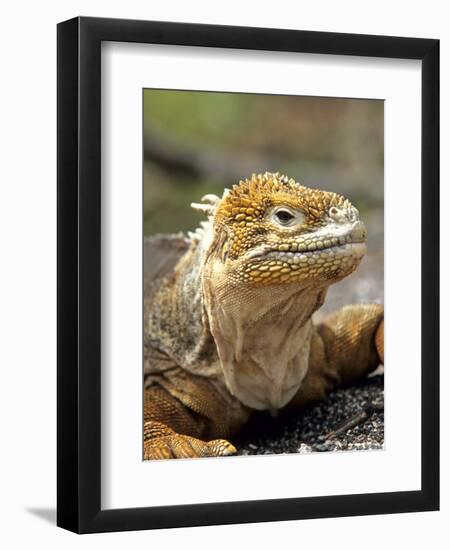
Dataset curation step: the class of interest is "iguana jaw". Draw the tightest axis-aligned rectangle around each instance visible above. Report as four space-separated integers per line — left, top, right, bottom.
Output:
246 220 367 260
241 222 366 287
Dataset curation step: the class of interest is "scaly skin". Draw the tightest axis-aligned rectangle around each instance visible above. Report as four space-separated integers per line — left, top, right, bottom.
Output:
144 172 384 459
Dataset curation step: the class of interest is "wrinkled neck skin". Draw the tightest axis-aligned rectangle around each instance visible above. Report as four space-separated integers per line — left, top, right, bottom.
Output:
202 258 328 412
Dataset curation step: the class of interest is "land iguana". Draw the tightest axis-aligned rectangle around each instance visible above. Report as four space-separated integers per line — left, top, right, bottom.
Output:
143 172 384 459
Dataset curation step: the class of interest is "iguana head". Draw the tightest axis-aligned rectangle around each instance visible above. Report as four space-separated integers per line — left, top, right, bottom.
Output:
192 172 366 290
191 172 367 411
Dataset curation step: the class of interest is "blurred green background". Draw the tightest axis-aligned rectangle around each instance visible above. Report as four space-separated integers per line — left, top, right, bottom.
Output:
143 89 383 237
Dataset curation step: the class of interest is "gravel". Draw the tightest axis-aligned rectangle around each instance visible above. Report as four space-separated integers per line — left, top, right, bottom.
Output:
235 374 384 455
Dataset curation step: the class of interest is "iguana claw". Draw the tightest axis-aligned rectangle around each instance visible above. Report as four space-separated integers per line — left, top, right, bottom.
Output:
144 432 237 460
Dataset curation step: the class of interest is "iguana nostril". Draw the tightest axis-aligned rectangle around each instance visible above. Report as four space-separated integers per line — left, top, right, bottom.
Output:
329 206 347 223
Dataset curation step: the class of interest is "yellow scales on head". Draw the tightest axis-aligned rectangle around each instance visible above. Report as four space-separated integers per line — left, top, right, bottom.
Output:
209 172 364 285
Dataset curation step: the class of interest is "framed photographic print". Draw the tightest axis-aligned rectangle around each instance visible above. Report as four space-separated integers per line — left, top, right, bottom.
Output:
57 16 439 533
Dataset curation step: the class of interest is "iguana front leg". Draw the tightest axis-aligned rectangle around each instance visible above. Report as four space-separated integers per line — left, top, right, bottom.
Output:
289 303 384 410
144 381 241 460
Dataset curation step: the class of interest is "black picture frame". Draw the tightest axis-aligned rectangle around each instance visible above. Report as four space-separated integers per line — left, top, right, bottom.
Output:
57 16 439 533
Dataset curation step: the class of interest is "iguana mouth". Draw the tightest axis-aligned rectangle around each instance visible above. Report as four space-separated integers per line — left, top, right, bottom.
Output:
245 220 367 261
261 239 366 259
242 224 366 284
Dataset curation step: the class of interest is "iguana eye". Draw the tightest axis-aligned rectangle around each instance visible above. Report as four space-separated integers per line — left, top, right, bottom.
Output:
270 206 305 227
275 210 295 224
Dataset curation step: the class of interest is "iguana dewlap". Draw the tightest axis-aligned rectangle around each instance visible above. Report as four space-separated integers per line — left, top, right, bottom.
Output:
143 172 384 459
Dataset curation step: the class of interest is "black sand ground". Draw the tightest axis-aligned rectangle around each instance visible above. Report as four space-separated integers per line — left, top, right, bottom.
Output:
235 374 384 455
